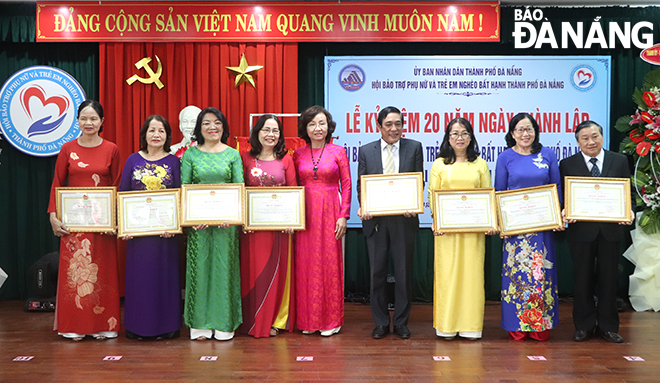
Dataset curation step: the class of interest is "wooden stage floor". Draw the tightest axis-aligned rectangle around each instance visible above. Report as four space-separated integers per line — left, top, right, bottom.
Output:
1 300 659 382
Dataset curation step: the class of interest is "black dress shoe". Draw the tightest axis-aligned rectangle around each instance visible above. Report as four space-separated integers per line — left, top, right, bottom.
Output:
372 325 390 339
393 325 411 339
573 329 592 342
599 331 624 343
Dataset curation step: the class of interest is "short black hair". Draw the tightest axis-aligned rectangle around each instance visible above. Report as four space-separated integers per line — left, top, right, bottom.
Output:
139 115 172 153
505 112 542 154
437 117 480 164
574 120 603 140
249 114 286 159
77 100 104 133
298 106 336 144
377 106 402 126
192 107 229 145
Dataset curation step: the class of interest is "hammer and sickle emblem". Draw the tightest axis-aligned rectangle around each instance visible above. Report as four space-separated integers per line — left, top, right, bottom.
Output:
126 56 164 89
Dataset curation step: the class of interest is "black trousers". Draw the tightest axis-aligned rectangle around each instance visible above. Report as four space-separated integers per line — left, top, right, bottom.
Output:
569 231 620 333
365 215 417 327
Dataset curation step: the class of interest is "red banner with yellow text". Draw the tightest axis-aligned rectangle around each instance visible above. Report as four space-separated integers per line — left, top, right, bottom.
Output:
36 1 500 42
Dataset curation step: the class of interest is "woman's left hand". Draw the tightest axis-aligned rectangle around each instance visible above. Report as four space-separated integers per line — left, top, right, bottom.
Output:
283 227 294 235
335 217 347 240
160 231 175 238
485 229 499 236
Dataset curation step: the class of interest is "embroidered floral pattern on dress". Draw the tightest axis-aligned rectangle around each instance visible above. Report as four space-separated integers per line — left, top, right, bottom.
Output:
502 233 556 332
250 161 277 186
132 163 172 190
66 237 100 310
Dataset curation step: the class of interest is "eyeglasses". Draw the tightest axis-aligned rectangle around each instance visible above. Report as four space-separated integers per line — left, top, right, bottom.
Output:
514 127 534 135
201 120 222 128
449 132 470 140
307 121 327 129
260 128 280 135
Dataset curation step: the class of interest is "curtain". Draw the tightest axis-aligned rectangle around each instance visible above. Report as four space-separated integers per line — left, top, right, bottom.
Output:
0 6 99 300
99 42 298 163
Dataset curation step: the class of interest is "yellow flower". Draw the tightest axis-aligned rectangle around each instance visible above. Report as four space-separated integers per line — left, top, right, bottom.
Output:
154 166 167 178
141 175 164 190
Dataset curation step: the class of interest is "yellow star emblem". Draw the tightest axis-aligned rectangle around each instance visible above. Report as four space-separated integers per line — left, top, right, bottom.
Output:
225 54 263 89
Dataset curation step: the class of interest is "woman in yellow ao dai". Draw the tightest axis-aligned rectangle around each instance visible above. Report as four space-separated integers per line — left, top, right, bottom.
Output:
428 117 494 340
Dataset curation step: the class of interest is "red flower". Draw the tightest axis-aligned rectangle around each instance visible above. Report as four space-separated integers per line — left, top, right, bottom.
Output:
645 129 660 140
521 308 543 330
655 142 660 153
630 129 645 143
637 141 652 156
641 111 654 124
643 91 658 108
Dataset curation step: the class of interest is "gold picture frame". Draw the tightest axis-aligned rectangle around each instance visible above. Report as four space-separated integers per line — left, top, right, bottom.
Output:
564 176 632 223
117 189 182 238
431 188 498 233
360 172 424 217
180 183 245 226
495 184 563 236
55 187 116 232
245 186 305 231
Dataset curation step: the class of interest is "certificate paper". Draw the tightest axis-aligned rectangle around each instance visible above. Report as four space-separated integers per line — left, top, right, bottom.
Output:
564 177 632 222
117 189 182 237
432 188 497 233
245 187 305 231
181 184 245 226
56 187 116 232
360 172 424 216
496 184 563 236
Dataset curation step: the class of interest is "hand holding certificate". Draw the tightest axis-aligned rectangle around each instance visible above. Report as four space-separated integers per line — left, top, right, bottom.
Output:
181 183 245 226
55 187 117 233
360 172 424 217
564 177 632 223
245 187 305 231
496 184 563 236
117 189 182 238
432 188 498 234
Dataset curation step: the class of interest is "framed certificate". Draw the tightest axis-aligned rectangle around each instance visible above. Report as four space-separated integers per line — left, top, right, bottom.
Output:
117 189 182 238
245 186 305 231
360 172 424 216
496 184 563 236
55 187 116 232
431 188 498 233
564 176 632 222
180 183 245 226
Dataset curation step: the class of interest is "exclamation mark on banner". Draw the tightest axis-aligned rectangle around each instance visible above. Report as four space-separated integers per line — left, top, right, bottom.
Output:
479 14 483 31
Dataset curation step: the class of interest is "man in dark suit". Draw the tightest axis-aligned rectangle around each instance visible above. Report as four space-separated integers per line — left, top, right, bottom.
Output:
357 106 424 339
559 120 634 344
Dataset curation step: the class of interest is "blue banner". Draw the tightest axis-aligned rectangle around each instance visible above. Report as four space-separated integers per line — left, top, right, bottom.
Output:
325 55 611 227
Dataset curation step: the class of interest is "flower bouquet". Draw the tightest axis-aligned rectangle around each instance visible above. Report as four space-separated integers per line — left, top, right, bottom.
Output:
615 67 660 234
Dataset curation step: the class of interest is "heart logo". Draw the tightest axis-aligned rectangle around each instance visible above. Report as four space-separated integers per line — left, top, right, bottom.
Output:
20 85 70 138
576 70 593 86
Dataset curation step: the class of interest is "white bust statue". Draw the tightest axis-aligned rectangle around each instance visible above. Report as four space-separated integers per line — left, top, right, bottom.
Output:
170 105 201 155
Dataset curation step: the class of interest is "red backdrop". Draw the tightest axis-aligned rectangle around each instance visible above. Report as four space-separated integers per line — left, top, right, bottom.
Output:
99 42 299 164
98 42 298 294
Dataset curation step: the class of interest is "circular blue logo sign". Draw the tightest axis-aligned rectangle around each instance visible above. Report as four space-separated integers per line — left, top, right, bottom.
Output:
338 64 365 92
0 66 85 157
570 65 596 92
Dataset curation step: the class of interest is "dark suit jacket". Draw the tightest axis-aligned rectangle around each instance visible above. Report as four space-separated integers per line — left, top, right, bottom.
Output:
559 150 635 242
357 138 424 237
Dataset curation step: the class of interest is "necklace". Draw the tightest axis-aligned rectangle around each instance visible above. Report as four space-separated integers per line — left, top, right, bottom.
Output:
310 144 326 180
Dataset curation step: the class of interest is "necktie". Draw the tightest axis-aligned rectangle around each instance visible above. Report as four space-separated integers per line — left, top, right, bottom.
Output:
590 157 600 177
384 144 395 174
